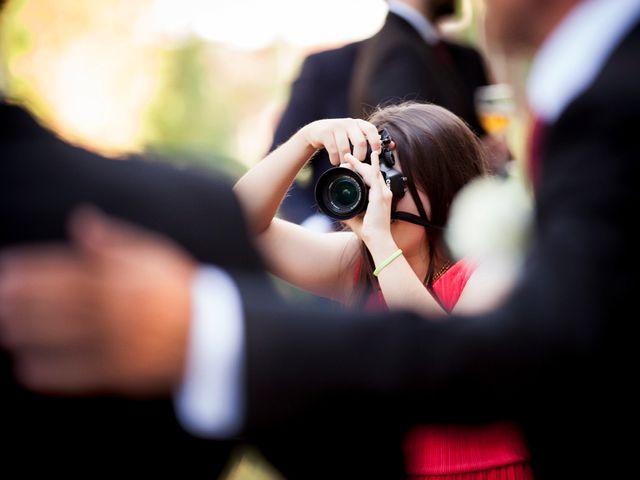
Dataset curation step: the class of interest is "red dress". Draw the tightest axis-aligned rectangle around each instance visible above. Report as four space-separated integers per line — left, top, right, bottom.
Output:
364 261 533 479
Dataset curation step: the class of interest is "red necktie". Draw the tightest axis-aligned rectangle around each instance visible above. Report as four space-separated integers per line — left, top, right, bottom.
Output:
528 115 547 189
432 40 453 68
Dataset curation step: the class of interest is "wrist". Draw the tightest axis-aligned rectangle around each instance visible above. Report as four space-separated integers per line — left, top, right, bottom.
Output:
372 248 404 277
293 126 319 160
366 237 400 265
362 224 394 250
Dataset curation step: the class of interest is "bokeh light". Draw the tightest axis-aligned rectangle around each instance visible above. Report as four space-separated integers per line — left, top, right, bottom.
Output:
1 0 389 175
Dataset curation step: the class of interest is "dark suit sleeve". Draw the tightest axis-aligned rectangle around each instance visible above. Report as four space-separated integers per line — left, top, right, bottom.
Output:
271 56 323 150
0 106 260 475
270 55 326 224
446 44 493 136
469 47 491 87
446 44 491 135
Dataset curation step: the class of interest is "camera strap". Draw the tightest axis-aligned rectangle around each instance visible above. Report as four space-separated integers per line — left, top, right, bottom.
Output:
391 211 444 230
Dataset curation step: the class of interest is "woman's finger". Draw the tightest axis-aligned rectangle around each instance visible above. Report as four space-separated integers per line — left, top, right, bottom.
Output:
367 154 384 198
346 120 369 161
344 153 376 185
339 161 354 171
333 129 352 166
323 134 340 166
357 119 382 153
367 151 393 204
370 149 381 173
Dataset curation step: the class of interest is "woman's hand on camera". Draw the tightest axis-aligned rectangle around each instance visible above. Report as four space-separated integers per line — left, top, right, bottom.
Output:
342 151 394 246
300 118 381 166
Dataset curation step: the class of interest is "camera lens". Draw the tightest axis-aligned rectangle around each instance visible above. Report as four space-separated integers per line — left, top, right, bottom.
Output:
328 176 361 212
315 167 368 220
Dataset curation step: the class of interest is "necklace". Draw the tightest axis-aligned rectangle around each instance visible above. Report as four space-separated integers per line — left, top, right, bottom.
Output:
431 260 453 283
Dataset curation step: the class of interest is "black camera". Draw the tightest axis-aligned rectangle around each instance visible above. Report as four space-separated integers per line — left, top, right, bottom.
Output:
314 128 407 220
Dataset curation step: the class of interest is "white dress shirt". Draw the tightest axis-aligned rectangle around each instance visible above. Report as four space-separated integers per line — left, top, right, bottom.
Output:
387 0 439 45
174 266 244 438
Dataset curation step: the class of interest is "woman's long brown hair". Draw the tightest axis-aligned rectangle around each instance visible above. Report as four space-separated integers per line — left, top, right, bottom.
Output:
349 101 487 307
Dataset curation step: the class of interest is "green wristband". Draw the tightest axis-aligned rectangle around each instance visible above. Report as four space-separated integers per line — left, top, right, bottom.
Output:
373 249 403 277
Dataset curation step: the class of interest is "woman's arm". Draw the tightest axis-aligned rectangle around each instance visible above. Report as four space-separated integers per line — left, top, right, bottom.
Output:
346 152 505 317
233 119 381 302
343 153 449 316
234 118 380 235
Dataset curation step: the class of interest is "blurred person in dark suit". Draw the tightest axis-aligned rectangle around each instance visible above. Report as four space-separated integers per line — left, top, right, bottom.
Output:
0 1 266 474
272 0 509 231
2 0 639 479
0 104 254 476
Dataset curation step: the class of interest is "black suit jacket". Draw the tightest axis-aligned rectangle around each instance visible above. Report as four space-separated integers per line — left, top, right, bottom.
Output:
350 12 489 135
0 102 264 476
272 13 490 225
240 19 640 480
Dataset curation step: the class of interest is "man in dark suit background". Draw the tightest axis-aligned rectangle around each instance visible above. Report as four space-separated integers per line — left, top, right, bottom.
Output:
1 0 639 478
272 0 502 230
0 7 270 467
349 0 488 129
0 103 257 475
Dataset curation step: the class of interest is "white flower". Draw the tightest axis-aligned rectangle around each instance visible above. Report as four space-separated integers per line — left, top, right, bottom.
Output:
446 165 534 278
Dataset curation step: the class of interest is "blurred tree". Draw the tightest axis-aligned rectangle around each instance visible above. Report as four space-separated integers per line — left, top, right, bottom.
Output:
141 38 245 180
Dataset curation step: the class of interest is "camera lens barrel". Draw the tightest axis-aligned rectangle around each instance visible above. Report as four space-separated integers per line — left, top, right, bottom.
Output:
314 129 406 220
314 167 369 220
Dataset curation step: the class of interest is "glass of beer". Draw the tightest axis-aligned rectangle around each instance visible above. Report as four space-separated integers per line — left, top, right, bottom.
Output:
475 83 514 136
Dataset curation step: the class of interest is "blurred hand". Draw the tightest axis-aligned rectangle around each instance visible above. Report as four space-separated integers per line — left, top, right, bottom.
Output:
480 134 513 175
0 207 197 396
300 118 381 166
342 151 393 247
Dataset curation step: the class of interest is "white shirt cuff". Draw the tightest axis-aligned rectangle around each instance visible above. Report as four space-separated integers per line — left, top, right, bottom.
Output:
174 265 245 438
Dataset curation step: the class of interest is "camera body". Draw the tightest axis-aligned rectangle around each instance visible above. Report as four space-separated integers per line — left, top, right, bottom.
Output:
314 129 407 220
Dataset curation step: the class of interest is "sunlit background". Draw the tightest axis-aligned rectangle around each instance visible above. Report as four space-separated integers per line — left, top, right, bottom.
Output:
0 0 526 182
0 1 529 478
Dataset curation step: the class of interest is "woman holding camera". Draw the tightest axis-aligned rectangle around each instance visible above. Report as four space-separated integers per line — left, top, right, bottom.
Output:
234 102 531 479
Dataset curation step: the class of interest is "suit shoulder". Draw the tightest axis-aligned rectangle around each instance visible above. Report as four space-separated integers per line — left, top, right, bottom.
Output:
108 154 236 205
297 41 363 88
25 129 236 207
442 39 484 59
303 41 363 69
562 22 640 122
